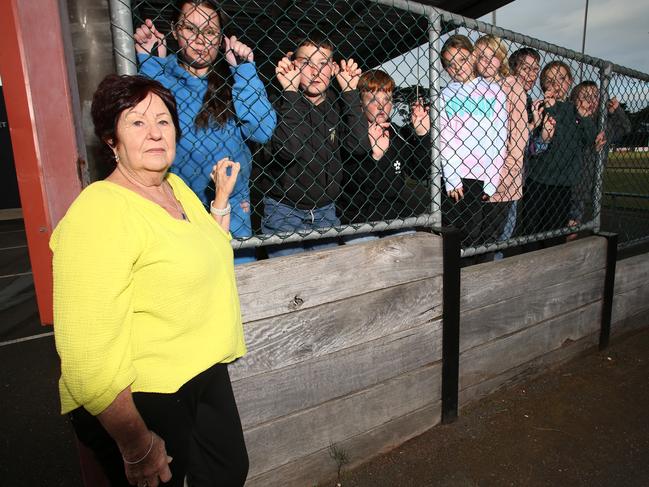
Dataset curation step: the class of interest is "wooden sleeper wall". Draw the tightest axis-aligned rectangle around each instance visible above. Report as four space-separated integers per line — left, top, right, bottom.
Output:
231 233 445 486
227 233 649 487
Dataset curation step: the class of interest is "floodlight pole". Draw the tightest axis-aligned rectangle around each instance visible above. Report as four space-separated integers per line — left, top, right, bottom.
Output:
580 0 589 81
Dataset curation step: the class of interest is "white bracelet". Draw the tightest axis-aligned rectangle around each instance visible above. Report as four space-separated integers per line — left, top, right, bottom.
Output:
123 432 154 465
210 201 231 216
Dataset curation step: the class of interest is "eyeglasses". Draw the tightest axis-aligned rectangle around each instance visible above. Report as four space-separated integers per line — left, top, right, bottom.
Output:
174 22 221 40
294 57 332 71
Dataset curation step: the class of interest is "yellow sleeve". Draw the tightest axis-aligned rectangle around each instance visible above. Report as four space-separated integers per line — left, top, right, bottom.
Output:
50 184 143 415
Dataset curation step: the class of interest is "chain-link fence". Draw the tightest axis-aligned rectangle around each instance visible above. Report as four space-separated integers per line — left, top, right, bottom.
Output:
107 0 649 259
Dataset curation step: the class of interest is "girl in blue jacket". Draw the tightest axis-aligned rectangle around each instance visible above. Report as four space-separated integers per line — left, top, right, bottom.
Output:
134 0 276 263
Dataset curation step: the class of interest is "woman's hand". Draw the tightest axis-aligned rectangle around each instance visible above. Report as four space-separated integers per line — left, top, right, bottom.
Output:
134 19 167 57
223 36 254 66
211 158 240 204
123 431 172 487
210 158 239 232
96 388 172 487
275 52 300 92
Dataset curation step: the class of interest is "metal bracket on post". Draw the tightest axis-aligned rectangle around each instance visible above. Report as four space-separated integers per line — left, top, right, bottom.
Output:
440 226 461 424
596 232 618 350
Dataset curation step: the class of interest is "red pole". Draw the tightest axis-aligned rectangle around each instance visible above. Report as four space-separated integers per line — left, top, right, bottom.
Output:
0 0 83 325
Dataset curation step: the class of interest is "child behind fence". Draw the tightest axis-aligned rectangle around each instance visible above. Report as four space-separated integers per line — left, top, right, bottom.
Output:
439 34 509 248
339 69 431 243
473 35 530 254
568 81 632 228
521 61 601 245
261 34 370 257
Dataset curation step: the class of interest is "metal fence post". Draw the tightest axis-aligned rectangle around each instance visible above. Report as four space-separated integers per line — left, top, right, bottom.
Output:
429 12 443 228
441 226 461 424
593 62 613 234
108 0 137 75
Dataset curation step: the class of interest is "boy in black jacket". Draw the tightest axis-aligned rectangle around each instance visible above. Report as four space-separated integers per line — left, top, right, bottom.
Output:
340 69 430 242
262 35 370 257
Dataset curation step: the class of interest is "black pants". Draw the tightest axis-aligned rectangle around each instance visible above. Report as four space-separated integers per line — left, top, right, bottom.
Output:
520 180 572 249
442 178 510 248
69 363 248 487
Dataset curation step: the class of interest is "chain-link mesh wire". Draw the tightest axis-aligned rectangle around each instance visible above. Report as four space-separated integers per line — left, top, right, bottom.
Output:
599 69 649 249
109 0 649 258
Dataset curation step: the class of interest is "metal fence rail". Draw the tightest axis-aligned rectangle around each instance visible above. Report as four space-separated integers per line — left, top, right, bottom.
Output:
106 0 649 258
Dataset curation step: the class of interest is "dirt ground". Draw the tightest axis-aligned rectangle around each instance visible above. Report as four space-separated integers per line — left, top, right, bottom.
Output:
329 326 649 487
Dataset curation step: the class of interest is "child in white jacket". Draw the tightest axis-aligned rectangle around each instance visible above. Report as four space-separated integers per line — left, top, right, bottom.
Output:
440 34 509 248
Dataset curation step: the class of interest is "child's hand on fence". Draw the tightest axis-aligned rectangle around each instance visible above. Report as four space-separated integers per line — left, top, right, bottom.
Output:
368 122 390 160
595 131 607 152
607 97 620 114
449 187 464 202
566 219 579 241
134 19 167 57
336 59 361 92
223 36 254 66
276 52 300 92
543 90 557 109
411 101 430 136
541 115 556 142
529 100 544 132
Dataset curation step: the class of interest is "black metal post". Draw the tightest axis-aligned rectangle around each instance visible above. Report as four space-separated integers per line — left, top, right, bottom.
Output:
596 232 618 350
440 226 461 424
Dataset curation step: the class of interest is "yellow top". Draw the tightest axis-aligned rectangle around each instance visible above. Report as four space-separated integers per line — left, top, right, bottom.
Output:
50 174 246 415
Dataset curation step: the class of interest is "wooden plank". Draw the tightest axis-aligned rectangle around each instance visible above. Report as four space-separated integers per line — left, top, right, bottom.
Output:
460 332 599 408
460 301 601 390
612 283 649 331
460 236 606 313
611 309 649 337
231 276 443 380
233 319 442 428
243 362 441 478
614 252 649 296
460 269 605 352
235 232 443 323
245 402 441 487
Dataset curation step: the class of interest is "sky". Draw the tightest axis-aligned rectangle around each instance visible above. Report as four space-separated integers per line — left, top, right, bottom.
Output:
479 0 649 74
377 0 649 115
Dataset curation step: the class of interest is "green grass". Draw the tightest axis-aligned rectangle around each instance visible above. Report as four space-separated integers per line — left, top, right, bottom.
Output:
602 153 649 210
606 150 649 168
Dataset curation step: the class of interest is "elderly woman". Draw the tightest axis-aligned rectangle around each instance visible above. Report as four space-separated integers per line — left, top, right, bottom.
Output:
50 74 248 486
